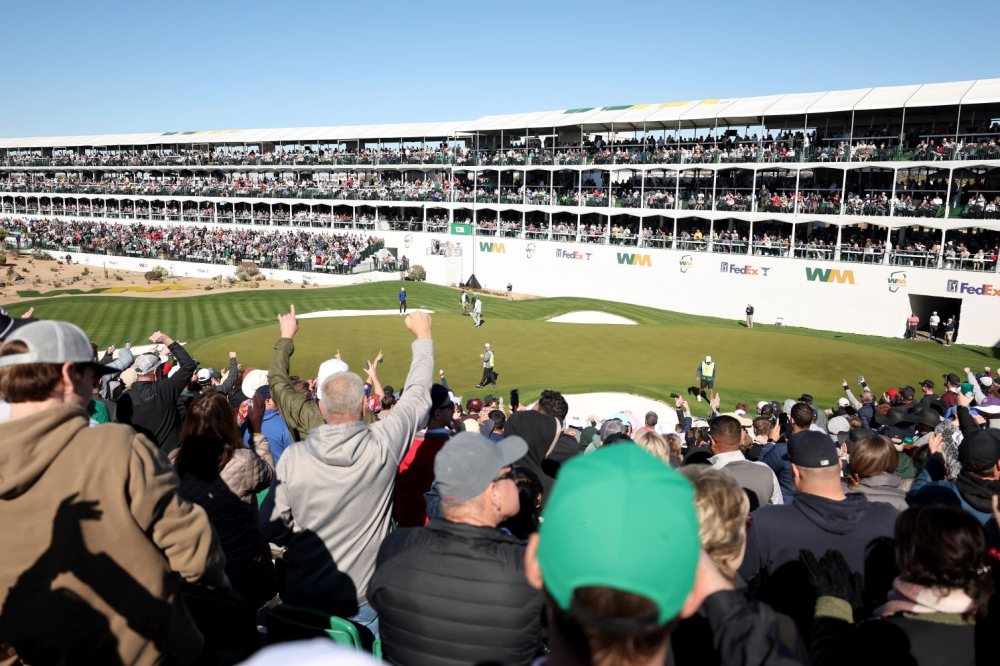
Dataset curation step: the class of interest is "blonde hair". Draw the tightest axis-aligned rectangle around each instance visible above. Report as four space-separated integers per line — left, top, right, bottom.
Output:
678 466 750 583
634 430 681 467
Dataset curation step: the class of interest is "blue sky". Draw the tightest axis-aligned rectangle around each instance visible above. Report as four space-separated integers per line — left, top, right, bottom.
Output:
1 0 995 138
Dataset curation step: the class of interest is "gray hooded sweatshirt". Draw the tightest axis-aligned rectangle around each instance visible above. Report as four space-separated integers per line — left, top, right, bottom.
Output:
261 338 433 612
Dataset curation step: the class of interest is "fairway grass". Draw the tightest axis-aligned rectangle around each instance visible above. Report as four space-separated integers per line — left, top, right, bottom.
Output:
5 282 997 417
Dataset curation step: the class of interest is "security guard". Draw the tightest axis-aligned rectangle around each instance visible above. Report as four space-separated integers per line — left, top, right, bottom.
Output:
696 355 716 402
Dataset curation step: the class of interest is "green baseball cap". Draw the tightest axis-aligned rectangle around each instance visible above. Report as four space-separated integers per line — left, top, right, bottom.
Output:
536 445 700 626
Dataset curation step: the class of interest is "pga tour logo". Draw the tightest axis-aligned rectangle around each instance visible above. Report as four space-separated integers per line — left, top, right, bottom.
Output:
947 280 959 293
947 280 1000 296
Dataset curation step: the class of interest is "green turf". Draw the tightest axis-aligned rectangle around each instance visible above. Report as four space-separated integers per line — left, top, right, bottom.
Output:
4 282 997 417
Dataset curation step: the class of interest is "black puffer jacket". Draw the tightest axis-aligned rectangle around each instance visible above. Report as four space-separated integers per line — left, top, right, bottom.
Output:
369 518 544 666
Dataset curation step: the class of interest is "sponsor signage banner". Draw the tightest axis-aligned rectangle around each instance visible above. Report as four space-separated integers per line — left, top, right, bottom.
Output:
887 271 906 293
679 254 693 273
556 248 592 261
617 252 651 267
805 267 855 284
479 241 506 253
451 223 473 235
947 280 999 296
720 261 771 276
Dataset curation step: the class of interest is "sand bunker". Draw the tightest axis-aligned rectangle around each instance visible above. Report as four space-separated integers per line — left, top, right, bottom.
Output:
298 308 434 320
546 311 637 325
535 392 679 434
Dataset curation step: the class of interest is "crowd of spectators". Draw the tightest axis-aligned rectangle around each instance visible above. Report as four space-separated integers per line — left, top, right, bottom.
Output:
2 302 1000 665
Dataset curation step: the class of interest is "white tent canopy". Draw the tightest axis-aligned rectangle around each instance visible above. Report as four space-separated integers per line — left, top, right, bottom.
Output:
1 78 998 150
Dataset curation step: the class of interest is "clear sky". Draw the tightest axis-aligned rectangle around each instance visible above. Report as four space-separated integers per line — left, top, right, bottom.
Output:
1 0 995 138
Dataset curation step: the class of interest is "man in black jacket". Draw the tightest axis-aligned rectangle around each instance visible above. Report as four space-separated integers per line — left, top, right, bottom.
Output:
116 331 197 454
740 431 897 638
369 432 544 666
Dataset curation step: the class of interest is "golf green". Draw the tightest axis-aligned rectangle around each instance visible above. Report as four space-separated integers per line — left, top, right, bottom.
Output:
5 282 996 416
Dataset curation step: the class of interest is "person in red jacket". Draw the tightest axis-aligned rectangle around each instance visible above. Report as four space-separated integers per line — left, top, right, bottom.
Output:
393 384 455 527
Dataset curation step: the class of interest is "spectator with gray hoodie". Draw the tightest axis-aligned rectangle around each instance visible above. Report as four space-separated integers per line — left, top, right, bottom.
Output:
260 309 434 639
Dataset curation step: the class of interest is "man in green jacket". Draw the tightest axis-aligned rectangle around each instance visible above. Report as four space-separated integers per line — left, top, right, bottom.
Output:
268 304 349 441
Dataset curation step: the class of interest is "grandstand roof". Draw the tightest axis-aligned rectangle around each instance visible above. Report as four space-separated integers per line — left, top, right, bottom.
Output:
1 78 998 149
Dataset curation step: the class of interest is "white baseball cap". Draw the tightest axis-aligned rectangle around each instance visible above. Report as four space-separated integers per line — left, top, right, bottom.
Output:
484 343 491 348
316 358 350 389
838 397 850 407
196 367 213 383
757 400 770 410
705 355 712 363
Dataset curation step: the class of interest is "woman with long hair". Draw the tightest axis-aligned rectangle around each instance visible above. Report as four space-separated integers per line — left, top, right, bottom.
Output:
806 504 994 666
843 434 908 511
634 430 682 468
174 391 276 606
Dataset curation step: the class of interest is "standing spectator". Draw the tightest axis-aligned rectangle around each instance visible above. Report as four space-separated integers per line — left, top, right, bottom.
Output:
905 313 919 339
507 281 514 301
461 289 469 315
740 431 898 637
241 384 293 464
805 505 993 666
762 402 814 503
534 388 580 472
267 304 341 441
117 331 198 454
842 377 876 428
705 415 782 509
842 434 908 511
393 383 455 528
370 432 544 666
940 372 961 408
944 317 956 346
0 321 227 665
918 379 938 407
398 287 407 315
260 310 433 637
523 445 794 666
472 295 483 327
175 391 276 606
908 428 1000 523
746 303 755 329
928 310 940 340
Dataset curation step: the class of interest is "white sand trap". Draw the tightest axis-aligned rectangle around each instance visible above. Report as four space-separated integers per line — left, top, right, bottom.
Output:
298 308 434 319
538 392 679 433
546 311 637 325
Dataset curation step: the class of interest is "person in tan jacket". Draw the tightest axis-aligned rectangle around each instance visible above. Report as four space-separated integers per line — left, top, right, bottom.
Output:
0 321 228 666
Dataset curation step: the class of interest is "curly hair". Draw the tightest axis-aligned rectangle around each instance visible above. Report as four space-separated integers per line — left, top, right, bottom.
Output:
678 466 750 583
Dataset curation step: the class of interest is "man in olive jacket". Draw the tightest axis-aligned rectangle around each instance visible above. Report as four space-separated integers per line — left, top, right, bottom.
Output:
369 432 545 666
0 321 227 666
268 304 327 441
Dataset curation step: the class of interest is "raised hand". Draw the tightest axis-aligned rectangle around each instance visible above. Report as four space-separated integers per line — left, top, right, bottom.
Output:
278 304 299 339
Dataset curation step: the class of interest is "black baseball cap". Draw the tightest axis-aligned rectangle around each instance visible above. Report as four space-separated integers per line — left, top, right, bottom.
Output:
429 384 453 412
899 386 915 400
919 379 935 389
798 394 814 403
957 429 1000 469
787 431 840 468
842 427 876 453
942 373 962 385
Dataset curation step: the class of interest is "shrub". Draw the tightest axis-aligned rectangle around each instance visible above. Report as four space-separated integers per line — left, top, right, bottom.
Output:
52 281 62 287
144 271 163 283
6 266 14 278
284 278 293 284
114 274 124 281
225 275 237 285
407 264 427 281
103 267 109 279
0 251 6 266
71 275 81 283
50 267 59 273
81 267 90 276
31 277 41 285
204 283 215 291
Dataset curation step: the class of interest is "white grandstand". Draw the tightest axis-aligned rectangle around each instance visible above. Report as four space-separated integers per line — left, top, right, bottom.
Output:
1 78 999 345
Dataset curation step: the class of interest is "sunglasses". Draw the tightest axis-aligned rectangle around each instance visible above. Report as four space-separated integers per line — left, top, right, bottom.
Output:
493 469 515 483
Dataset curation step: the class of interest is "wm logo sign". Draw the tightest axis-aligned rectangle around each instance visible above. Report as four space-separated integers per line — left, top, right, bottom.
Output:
805 267 854 284
479 242 506 253
617 253 651 267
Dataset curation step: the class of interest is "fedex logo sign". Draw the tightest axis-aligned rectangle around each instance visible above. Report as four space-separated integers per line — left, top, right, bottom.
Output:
556 248 592 261
721 262 771 276
947 280 1000 296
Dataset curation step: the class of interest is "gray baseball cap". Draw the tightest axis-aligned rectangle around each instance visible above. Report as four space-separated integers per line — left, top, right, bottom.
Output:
434 432 528 505
0 320 116 374
134 353 162 376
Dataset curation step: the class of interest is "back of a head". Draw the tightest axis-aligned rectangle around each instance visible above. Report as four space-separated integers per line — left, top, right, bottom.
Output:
845 435 898 487
679 466 750 583
0 339 63 403
752 417 771 439
644 411 658 427
895 504 994 619
319 372 365 423
532 446 700 665
537 389 569 422
709 415 742 452
790 402 813 429
633 430 672 466
177 391 241 481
